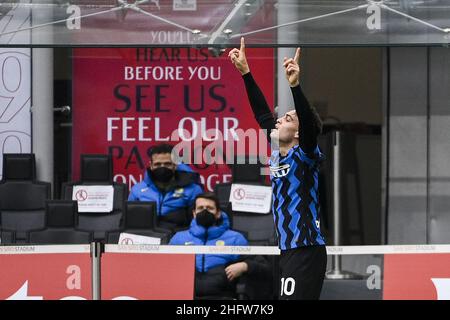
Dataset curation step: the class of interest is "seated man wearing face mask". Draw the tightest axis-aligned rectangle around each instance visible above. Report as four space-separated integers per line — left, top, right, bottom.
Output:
169 192 271 299
128 143 203 230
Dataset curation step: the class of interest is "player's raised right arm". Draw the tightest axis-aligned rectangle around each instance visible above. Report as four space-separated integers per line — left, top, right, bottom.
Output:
229 37 275 140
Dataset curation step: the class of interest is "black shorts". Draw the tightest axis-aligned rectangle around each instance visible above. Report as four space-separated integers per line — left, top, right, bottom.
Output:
278 245 327 300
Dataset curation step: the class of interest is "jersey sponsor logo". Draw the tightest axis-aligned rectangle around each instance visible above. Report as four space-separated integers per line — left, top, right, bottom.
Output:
173 188 185 198
269 163 291 178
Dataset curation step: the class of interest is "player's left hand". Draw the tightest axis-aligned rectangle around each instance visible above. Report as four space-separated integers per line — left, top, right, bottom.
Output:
225 262 248 281
283 47 301 87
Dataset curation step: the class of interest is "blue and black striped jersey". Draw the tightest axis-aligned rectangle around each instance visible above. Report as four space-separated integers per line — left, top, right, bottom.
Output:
269 145 326 250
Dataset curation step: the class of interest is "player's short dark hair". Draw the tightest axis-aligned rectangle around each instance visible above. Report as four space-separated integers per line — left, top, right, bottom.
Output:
194 192 220 211
149 143 173 159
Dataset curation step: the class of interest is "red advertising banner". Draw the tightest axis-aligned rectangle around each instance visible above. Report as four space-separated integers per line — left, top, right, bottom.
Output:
0 247 92 300
101 252 195 300
72 47 274 192
384 254 450 300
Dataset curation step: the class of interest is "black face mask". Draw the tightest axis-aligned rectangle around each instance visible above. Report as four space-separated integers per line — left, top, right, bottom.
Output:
196 209 217 228
149 167 174 183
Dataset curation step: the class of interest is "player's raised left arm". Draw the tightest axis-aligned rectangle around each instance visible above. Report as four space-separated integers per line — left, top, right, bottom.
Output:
283 48 320 154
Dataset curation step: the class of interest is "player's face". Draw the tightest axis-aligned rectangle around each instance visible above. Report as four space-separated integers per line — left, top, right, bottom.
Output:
149 153 176 171
270 110 299 143
193 198 220 219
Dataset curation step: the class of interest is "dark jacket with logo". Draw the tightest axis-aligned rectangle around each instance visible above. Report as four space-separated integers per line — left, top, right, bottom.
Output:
169 212 272 298
169 211 247 272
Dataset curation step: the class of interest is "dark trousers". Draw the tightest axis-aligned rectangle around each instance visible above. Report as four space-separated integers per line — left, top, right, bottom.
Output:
278 245 327 300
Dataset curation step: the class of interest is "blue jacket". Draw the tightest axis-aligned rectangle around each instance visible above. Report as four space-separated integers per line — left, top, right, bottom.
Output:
169 212 248 272
128 163 203 216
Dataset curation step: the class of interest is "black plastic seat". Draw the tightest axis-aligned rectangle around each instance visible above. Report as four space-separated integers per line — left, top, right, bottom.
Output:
107 201 172 244
231 155 266 185
213 183 232 211
0 230 15 245
61 154 126 241
0 154 51 243
226 202 276 246
29 200 92 244
2 153 37 181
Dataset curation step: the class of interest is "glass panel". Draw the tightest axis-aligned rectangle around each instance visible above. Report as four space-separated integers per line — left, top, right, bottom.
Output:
0 0 449 47
323 254 383 300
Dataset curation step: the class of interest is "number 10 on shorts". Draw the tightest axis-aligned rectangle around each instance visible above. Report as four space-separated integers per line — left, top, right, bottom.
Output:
280 277 296 296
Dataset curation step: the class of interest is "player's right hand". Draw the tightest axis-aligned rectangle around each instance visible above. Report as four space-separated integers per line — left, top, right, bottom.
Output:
228 37 250 75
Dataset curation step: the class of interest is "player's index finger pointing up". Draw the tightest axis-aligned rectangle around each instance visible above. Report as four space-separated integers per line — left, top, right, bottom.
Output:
240 37 245 52
294 47 301 64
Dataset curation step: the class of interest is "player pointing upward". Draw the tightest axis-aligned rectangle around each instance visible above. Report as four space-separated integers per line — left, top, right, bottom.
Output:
229 38 327 300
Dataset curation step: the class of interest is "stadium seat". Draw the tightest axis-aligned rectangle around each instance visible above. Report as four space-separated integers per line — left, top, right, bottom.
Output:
227 208 277 246
213 183 232 211
107 201 172 244
0 154 51 243
28 200 92 244
217 184 276 245
61 154 126 242
231 155 266 185
0 230 15 245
